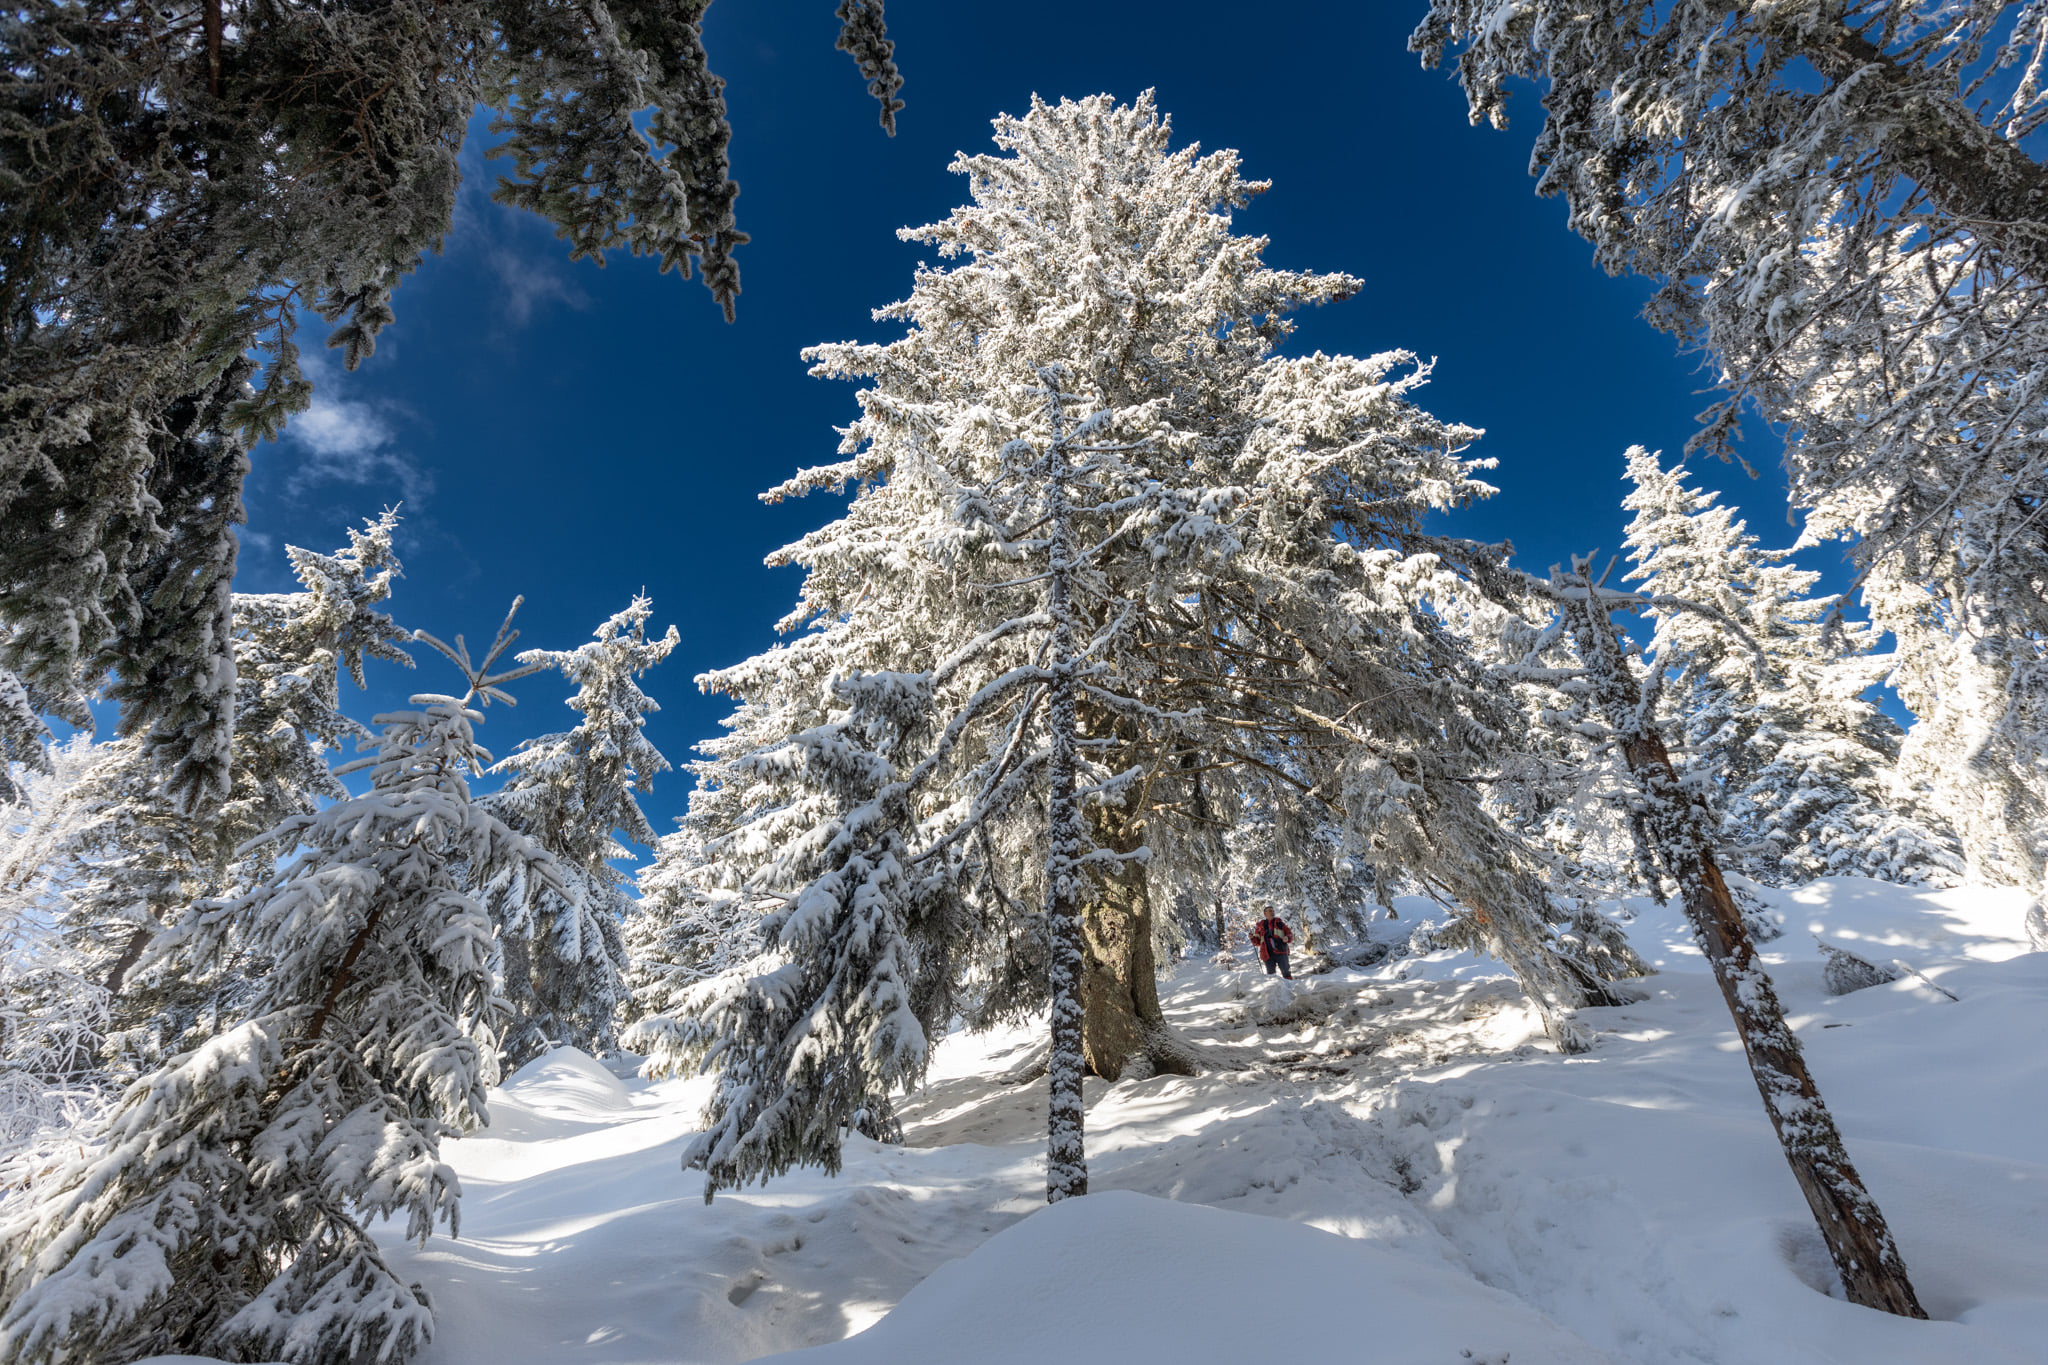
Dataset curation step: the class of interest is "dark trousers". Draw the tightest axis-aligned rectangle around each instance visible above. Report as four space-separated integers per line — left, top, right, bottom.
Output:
1263 950 1292 980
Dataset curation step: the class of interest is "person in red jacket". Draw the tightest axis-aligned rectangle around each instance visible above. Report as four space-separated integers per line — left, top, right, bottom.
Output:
1249 902 1295 980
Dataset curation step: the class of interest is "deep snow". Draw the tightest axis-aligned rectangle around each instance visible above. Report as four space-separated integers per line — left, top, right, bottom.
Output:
142 877 2048 1364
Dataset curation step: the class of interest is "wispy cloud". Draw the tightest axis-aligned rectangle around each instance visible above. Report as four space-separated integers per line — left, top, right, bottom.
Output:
451 125 593 333
281 352 434 504
490 246 590 328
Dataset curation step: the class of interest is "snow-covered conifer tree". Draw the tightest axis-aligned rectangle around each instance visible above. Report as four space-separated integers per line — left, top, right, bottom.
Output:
657 93 1644 1202
622 817 750 1057
0 515 416 1094
0 668 52 808
0 737 118 1170
221 512 416 884
1621 449 1961 885
481 597 678 1065
0 608 562 1365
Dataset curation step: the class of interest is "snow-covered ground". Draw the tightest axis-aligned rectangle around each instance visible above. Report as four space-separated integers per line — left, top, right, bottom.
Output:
156 877 2046 1365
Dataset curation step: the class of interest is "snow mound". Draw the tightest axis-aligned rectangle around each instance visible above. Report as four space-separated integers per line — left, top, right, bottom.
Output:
476 1047 639 1141
504 1046 635 1108
1244 978 1340 1025
754 1189 1609 1365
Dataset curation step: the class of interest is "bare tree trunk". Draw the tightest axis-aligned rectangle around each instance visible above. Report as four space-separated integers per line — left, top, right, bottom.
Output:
1565 565 1927 1318
203 0 224 97
1621 728 1926 1318
103 922 155 999
1044 690 1087 1201
1042 393 1087 1204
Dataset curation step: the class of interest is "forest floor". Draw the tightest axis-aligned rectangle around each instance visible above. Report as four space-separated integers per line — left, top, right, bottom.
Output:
167 877 2045 1365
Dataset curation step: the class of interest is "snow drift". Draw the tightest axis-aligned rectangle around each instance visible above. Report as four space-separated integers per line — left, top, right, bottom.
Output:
753 1188 1607 1364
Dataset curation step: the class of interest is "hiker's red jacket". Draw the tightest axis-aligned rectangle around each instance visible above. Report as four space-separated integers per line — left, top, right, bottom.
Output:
1250 916 1294 962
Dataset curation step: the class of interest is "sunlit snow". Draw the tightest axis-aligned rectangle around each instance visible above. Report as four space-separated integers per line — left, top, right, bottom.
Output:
143 878 2047 1365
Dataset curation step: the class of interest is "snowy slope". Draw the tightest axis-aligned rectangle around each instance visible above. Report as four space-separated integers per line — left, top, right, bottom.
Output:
147 877 2047 1365
751 1189 1608 1364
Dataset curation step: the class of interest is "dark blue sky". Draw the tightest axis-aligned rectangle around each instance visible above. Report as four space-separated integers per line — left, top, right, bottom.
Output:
237 0 1815 845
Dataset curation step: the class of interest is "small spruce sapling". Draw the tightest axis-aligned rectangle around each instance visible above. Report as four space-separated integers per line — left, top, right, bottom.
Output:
482 597 679 1065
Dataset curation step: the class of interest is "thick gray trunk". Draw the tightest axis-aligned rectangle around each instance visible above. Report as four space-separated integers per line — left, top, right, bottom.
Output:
1079 784 1200 1081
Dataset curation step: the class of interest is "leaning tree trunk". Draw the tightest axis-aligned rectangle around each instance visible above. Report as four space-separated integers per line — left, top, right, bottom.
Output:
1622 727 1926 1318
1564 569 1926 1318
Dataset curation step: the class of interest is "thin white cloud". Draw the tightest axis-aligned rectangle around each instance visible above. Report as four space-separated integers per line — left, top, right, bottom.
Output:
281 352 433 504
293 390 393 458
491 246 590 328
451 125 593 332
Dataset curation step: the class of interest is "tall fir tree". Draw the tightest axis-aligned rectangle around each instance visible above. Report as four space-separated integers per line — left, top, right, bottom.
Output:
645 93 1645 1202
481 596 679 1066
1621 448 1961 886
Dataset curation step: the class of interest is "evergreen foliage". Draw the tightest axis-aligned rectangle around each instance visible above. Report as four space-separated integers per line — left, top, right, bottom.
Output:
1 0 903 805
0 736 117 1177
622 815 750 1059
641 93 1647 1202
482 597 679 1066
1415 0 2048 890
0 665 54 807
0 515 415 1094
1621 448 1961 886
0 659 562 1364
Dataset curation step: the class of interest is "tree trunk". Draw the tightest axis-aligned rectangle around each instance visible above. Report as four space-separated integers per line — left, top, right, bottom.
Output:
1778 11 2048 288
1565 563 1928 1319
307 900 387 1044
203 0 224 97
103 922 155 1000
1079 782 1201 1081
1621 728 1926 1317
1045 705 1087 1201
1041 392 1087 1204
